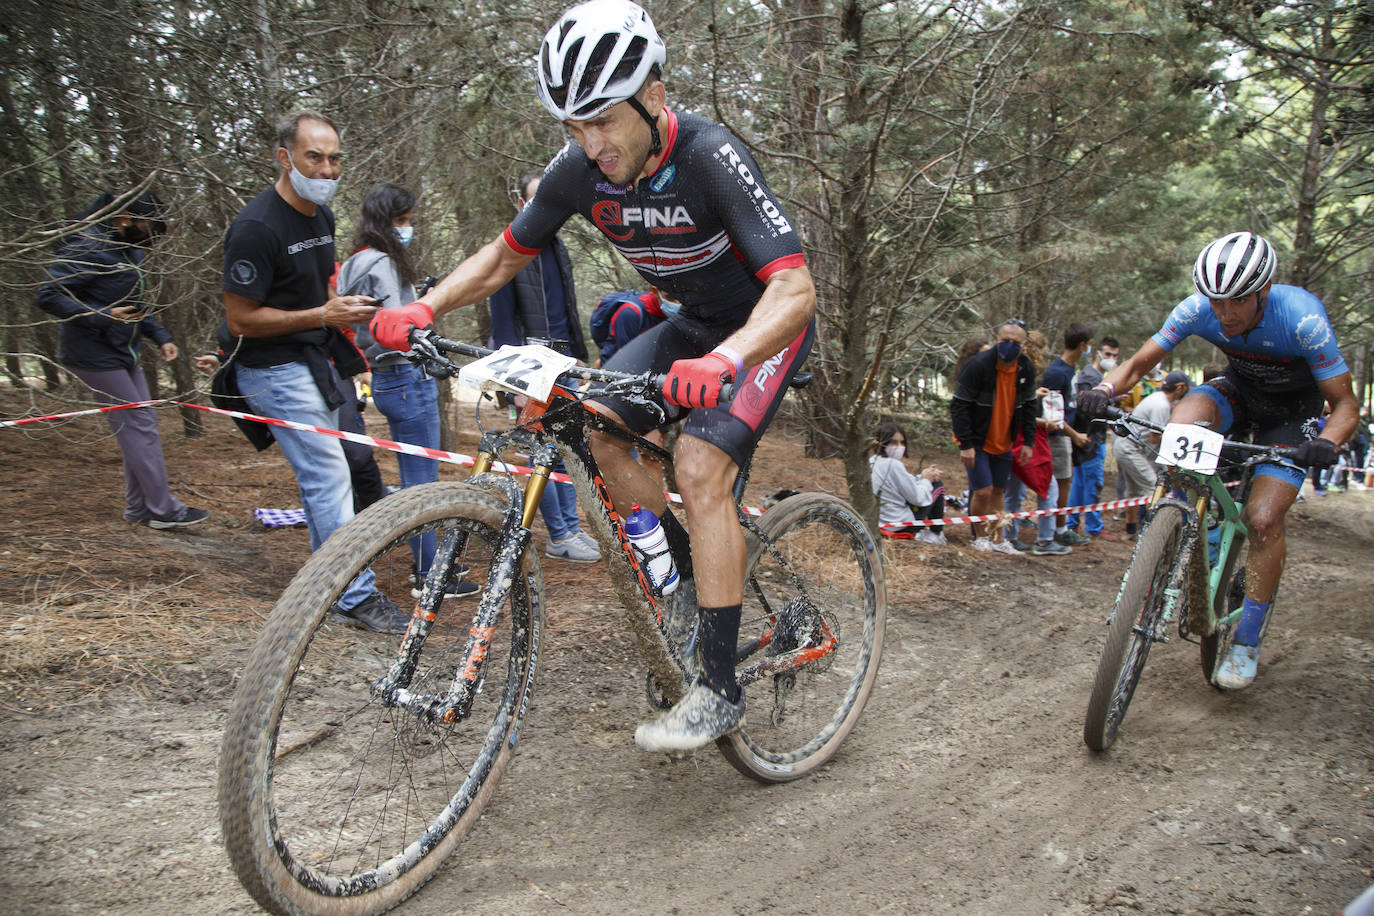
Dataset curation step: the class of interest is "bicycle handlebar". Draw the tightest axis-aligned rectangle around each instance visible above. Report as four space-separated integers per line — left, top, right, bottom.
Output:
404 328 733 405
1097 407 1301 461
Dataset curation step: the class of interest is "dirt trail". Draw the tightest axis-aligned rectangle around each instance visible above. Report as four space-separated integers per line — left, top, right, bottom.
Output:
0 405 1370 914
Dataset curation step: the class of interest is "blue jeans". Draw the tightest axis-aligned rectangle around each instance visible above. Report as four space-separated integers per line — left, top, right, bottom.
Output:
371 363 442 575
1068 445 1105 535
236 361 374 609
539 462 582 541
1004 474 1058 544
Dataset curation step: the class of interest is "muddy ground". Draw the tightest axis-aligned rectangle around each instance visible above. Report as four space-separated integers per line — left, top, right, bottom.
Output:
0 391 1370 915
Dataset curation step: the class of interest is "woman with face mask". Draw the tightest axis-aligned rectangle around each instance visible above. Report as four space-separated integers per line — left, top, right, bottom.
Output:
339 184 476 598
870 421 947 544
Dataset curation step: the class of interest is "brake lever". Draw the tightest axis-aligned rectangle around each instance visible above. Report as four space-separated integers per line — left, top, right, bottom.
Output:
405 330 459 379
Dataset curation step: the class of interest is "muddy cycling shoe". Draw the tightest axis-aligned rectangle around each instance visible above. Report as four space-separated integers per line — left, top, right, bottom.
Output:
1214 643 1261 689
634 682 745 753
330 591 410 635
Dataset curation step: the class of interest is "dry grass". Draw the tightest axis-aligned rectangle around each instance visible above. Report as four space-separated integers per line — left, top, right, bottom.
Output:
0 570 262 707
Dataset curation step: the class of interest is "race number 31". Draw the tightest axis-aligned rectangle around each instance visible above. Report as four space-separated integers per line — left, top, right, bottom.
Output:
1156 423 1223 475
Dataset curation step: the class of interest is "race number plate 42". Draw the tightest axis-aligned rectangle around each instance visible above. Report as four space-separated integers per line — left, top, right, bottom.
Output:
1156 423 1224 474
458 344 578 403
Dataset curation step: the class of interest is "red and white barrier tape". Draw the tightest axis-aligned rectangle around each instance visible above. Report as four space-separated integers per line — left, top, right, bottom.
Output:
878 497 1150 533
2 398 764 516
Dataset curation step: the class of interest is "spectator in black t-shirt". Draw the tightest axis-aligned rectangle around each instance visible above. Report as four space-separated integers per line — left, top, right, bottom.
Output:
219 110 405 635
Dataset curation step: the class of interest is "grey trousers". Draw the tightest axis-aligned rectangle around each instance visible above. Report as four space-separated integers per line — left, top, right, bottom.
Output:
68 364 186 522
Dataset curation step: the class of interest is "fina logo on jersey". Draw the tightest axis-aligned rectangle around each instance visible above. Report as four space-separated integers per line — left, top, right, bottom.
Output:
592 200 696 242
649 165 676 193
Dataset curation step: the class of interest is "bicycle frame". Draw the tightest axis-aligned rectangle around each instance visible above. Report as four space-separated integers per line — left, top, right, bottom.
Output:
368 334 839 724
1125 420 1297 642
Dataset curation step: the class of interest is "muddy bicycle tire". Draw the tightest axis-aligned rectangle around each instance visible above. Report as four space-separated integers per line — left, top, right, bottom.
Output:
717 493 885 782
217 482 542 916
1083 504 1185 752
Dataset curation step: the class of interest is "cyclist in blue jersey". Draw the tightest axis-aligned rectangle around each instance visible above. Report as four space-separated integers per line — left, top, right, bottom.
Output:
1079 232 1357 689
369 0 817 751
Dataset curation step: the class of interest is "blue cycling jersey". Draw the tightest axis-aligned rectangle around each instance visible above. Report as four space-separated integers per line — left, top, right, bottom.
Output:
1151 285 1347 394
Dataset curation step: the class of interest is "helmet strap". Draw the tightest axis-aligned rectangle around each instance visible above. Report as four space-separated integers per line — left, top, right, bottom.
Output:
626 95 662 154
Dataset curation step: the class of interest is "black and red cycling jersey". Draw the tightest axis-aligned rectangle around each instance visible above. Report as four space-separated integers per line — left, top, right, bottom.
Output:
504 109 805 330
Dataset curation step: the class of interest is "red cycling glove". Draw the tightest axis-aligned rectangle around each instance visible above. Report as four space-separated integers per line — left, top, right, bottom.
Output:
369 301 435 351
664 350 737 409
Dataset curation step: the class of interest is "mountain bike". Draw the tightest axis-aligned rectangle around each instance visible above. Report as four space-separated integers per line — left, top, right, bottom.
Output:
217 330 886 916
1082 411 1299 752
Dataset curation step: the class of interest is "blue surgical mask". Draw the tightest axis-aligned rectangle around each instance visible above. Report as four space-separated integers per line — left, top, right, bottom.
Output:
285 150 339 205
659 297 681 318
394 226 413 248
997 340 1021 363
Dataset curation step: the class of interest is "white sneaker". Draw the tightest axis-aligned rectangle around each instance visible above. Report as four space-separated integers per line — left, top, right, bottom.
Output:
972 537 995 552
1214 643 1260 689
546 534 600 563
634 683 744 753
988 538 1023 556
914 529 947 545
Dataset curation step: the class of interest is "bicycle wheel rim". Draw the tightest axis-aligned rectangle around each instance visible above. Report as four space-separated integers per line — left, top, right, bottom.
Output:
720 494 885 782
219 484 541 914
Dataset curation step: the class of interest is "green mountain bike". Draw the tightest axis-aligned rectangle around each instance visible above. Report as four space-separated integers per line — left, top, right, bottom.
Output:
1083 411 1300 752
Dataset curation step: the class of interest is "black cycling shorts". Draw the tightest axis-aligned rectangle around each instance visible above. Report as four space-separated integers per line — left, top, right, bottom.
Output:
1194 371 1323 487
596 314 815 469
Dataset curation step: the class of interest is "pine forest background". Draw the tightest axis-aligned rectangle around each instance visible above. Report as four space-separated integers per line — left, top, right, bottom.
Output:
2 0 1371 517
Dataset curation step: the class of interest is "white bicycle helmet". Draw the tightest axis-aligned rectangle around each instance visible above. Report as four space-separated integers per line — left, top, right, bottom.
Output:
1193 231 1277 300
536 0 666 122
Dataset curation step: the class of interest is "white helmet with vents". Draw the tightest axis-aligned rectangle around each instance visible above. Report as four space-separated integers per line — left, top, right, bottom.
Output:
536 0 666 122
1193 232 1277 300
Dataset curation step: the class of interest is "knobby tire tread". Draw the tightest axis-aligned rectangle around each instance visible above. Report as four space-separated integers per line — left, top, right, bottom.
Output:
717 493 885 782
217 482 541 916
1083 504 1185 752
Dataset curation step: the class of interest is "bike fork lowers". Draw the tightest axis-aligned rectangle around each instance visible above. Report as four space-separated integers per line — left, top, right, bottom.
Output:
370 451 550 724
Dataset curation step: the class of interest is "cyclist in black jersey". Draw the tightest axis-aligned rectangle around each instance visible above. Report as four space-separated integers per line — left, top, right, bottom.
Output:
371 0 817 752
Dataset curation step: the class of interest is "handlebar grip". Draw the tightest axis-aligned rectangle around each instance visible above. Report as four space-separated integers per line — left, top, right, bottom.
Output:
646 374 734 407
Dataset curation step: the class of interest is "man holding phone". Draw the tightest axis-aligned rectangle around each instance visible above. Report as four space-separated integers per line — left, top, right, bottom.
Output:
221 110 406 633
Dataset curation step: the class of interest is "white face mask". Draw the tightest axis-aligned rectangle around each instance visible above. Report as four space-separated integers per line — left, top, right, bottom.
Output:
285 150 339 205
884 444 905 460
1099 357 1118 372
394 226 414 248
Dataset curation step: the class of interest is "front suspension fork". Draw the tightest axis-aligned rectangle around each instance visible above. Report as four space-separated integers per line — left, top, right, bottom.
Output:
370 452 551 723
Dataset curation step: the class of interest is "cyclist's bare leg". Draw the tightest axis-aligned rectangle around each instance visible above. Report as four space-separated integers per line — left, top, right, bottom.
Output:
673 434 745 606
587 403 667 517
1240 475 1297 603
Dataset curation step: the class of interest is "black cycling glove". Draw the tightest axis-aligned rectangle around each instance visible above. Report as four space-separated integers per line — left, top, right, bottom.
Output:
1076 386 1112 421
1293 437 1337 469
